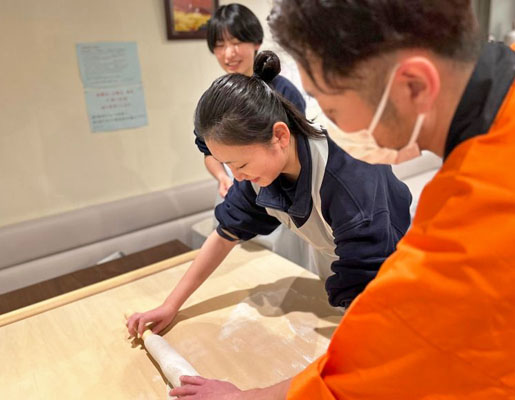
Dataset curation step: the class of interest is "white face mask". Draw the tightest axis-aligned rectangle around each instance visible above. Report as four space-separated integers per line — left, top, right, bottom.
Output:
347 64 426 164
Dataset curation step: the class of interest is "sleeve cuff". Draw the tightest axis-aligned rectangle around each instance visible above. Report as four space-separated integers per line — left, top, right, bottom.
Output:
287 354 336 400
216 225 241 242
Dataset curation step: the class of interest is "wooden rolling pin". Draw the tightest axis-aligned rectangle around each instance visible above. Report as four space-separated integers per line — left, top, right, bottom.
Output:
125 313 199 389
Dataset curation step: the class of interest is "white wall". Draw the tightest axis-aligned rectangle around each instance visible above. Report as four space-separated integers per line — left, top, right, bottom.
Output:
489 0 515 41
0 0 283 227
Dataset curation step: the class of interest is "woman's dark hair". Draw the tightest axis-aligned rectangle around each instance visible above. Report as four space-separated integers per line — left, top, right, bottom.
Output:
195 50 323 145
207 4 264 53
268 0 480 90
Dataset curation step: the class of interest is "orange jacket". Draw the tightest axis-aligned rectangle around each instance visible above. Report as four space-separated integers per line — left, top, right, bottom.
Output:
287 43 515 399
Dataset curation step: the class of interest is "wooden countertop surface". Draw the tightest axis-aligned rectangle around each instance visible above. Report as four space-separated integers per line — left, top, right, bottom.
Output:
0 242 341 399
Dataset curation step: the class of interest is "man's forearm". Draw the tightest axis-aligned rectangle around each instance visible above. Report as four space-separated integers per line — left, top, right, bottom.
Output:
242 378 291 400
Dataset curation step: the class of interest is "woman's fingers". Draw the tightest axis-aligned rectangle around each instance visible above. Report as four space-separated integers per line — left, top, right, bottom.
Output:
127 306 174 337
126 313 141 337
151 319 168 334
137 314 150 337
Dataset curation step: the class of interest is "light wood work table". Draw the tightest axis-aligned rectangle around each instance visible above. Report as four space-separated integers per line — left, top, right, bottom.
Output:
0 242 342 399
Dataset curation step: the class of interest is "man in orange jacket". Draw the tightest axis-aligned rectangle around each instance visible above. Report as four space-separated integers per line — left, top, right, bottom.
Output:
170 1 515 398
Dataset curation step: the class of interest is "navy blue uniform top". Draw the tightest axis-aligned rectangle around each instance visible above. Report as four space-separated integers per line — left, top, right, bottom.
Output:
194 75 306 156
214 133 412 307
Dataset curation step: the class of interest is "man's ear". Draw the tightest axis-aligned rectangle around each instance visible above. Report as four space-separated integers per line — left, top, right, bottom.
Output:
393 57 440 114
272 122 292 149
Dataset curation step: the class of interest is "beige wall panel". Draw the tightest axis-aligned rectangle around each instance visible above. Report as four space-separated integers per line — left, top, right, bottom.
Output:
0 1 274 226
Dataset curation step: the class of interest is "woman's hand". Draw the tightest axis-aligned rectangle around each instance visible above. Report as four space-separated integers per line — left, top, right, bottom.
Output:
218 174 234 198
126 303 178 338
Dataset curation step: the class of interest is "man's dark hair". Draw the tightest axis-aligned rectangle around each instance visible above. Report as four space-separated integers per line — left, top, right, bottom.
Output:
207 3 264 53
268 0 480 89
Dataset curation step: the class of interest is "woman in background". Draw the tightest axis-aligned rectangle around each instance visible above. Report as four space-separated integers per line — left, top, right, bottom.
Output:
196 3 305 198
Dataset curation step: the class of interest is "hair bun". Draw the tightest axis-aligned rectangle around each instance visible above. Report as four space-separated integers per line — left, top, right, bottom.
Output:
253 50 281 83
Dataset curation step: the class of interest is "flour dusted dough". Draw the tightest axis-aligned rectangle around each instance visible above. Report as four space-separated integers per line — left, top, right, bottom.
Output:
142 330 199 389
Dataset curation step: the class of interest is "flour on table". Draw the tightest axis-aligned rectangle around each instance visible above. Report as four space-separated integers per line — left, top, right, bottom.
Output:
219 303 260 340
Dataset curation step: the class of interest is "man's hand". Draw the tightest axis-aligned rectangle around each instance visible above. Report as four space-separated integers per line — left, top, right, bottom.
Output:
169 376 291 400
169 376 243 399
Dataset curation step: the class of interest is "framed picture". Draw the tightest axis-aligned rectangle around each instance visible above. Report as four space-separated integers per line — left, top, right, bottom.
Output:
165 0 219 40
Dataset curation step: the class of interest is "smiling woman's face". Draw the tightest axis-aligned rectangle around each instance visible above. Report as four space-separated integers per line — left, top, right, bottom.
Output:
212 32 260 76
206 139 287 187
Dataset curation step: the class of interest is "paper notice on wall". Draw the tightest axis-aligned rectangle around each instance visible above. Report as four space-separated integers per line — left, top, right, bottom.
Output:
76 42 148 133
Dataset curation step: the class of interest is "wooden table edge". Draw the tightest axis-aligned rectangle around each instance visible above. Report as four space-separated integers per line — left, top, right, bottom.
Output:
0 249 199 328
